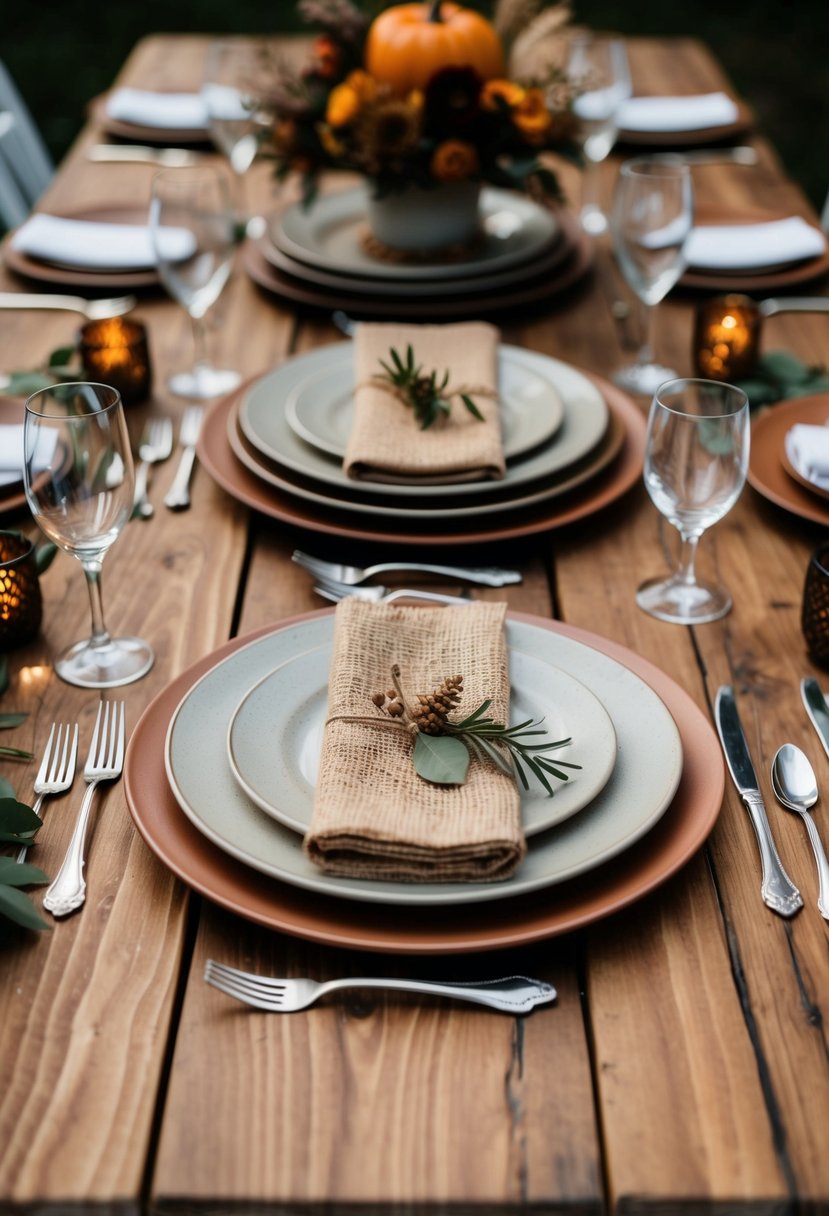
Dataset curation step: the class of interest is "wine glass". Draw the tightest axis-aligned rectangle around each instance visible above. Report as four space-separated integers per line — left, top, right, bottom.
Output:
636 378 750 625
567 32 632 236
149 165 241 400
23 382 155 688
611 155 693 395
201 38 269 234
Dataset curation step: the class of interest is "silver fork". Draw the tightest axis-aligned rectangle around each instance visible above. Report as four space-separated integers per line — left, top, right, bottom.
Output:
313 576 472 606
0 292 137 320
15 722 79 864
293 550 521 587
204 960 556 1014
132 416 173 519
42 702 126 919
164 405 204 510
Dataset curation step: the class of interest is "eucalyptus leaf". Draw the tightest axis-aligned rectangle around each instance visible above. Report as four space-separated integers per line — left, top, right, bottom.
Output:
0 713 28 729
48 345 77 369
6 372 56 397
761 350 814 383
35 541 58 574
0 777 15 800
0 799 43 834
0 857 48 887
413 733 469 785
0 884 50 931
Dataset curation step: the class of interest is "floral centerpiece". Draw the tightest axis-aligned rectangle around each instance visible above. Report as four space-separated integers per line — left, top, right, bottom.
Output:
264 0 576 251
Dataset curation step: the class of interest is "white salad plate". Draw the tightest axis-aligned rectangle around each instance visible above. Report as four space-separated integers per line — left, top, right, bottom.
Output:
226 644 618 839
164 614 683 907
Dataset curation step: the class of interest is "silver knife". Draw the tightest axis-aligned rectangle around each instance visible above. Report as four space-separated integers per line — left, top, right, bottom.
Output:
800 677 829 761
715 685 803 917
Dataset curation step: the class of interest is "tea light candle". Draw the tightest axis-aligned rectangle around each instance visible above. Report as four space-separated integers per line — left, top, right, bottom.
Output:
79 317 152 406
693 293 760 381
0 532 42 650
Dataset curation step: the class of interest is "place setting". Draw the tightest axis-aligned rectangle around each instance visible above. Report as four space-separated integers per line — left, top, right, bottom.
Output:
198 318 647 546
125 592 724 952
679 206 829 293
616 89 753 147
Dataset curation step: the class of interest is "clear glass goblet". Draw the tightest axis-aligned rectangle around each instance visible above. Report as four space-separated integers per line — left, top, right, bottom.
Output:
567 32 632 236
202 38 270 236
23 382 155 688
611 155 694 396
149 165 241 400
636 378 750 625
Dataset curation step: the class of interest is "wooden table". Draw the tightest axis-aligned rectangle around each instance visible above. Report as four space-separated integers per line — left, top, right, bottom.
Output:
1 33 828 1216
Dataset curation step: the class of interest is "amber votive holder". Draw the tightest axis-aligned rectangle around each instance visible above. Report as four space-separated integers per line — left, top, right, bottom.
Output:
693 293 761 382
79 317 152 406
0 531 42 650
802 541 829 667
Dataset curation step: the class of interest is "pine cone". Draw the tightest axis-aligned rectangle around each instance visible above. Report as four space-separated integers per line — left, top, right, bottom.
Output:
411 675 464 735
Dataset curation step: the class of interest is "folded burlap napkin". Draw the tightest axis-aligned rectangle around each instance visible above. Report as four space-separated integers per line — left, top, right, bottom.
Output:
304 598 525 882
343 321 506 484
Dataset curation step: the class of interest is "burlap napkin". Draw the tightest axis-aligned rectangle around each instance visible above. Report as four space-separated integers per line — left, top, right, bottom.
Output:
343 321 506 484
304 598 525 882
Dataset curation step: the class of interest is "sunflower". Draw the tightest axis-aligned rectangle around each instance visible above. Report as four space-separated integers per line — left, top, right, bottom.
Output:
354 94 423 175
481 79 526 111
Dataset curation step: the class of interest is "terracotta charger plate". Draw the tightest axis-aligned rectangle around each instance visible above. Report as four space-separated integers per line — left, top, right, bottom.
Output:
242 211 593 320
88 92 212 146
680 206 829 293
125 609 724 953
197 370 646 546
748 393 829 527
4 206 161 291
0 397 29 517
617 98 753 147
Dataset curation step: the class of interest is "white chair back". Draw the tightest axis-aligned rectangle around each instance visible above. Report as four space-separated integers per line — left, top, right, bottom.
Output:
0 60 53 229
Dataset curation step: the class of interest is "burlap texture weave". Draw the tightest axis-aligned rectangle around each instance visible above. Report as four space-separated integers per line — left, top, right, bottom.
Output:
304 599 525 882
343 321 506 484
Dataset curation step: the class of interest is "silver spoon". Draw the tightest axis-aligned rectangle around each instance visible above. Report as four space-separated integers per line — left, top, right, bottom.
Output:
771 744 829 919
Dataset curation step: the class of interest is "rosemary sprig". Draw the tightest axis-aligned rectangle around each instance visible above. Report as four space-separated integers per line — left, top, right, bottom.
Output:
446 698 581 795
378 344 484 431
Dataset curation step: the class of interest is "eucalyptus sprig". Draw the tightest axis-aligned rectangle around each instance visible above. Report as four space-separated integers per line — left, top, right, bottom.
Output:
371 667 581 794
0 796 49 930
377 345 484 431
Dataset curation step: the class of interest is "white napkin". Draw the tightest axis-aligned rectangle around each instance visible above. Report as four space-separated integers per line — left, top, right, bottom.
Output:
10 214 196 271
201 83 250 121
105 87 209 130
785 424 829 490
685 217 827 271
0 426 24 489
617 91 739 133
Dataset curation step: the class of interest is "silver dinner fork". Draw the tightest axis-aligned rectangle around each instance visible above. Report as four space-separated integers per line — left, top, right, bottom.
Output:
292 550 522 587
42 701 126 919
132 416 173 519
313 576 472 606
204 960 556 1014
0 292 137 320
164 405 204 510
15 722 79 864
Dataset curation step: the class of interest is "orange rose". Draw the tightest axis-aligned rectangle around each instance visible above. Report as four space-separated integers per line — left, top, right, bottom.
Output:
481 79 526 110
430 139 479 182
326 82 362 128
512 88 552 142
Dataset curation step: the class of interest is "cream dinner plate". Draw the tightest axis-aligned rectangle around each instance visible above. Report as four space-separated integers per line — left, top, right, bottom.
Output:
272 186 560 282
238 344 609 501
285 348 565 462
225 644 617 839
164 615 683 907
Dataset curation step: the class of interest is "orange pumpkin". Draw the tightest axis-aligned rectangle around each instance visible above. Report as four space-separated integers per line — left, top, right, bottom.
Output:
364 2 505 96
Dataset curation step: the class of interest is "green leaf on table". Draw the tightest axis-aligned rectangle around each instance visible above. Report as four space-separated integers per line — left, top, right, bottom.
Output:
0 856 48 887
0 746 34 760
761 351 815 383
0 777 15 800
413 732 470 785
35 541 58 574
0 884 50 931
6 372 56 397
48 346 77 369
0 798 43 838
736 378 780 408
0 713 28 729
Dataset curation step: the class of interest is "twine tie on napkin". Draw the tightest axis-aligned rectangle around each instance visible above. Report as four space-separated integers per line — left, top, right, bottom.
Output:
304 598 525 882
343 321 506 484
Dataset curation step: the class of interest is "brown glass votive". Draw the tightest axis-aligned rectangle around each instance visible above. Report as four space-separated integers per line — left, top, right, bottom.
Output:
79 317 152 406
802 541 829 667
693 294 761 381
0 532 42 650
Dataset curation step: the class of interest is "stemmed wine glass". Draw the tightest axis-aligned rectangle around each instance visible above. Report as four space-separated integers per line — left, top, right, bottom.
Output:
636 378 750 625
611 155 694 395
202 38 269 234
23 382 155 688
149 165 241 400
567 32 632 236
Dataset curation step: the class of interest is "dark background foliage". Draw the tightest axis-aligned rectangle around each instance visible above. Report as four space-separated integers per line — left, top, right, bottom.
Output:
3 1 827 212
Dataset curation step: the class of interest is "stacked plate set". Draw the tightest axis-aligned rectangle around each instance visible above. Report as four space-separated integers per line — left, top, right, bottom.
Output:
125 609 725 952
198 339 647 546
244 186 593 319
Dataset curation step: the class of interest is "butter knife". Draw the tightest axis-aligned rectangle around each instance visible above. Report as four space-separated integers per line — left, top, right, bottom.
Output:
715 685 803 917
800 677 829 761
